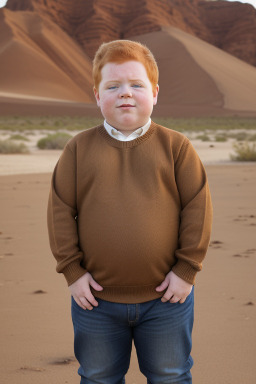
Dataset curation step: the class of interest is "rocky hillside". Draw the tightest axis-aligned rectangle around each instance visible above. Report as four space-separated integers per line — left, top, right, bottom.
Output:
5 0 256 66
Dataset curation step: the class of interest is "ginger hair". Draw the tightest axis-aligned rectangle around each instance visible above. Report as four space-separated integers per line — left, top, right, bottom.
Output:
93 40 159 91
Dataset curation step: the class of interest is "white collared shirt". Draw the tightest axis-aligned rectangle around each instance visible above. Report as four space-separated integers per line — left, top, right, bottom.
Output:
104 119 151 141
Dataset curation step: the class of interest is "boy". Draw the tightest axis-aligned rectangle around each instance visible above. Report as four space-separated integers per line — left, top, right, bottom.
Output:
47 40 212 384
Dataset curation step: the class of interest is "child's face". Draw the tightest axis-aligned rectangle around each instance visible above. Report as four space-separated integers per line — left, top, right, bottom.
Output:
94 61 159 132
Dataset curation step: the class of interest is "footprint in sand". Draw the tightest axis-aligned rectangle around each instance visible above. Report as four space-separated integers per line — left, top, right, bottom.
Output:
209 240 223 249
232 249 256 258
19 366 45 372
233 214 256 225
32 290 47 294
245 301 254 306
50 357 76 365
244 249 256 255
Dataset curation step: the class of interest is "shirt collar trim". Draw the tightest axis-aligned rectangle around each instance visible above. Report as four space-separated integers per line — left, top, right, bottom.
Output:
104 119 151 141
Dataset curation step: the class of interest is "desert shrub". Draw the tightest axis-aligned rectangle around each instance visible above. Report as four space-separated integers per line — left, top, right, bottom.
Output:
230 142 256 161
37 132 72 149
229 131 248 141
0 140 29 154
9 134 29 141
214 135 227 142
195 134 211 142
0 116 103 132
248 133 256 142
1 116 256 133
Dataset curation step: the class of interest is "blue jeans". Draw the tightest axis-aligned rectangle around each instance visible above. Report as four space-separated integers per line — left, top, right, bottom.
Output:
71 287 194 384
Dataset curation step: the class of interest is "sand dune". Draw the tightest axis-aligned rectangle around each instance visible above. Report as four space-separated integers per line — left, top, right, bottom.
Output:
133 27 256 116
0 9 94 102
6 0 256 67
163 27 256 111
0 94 100 116
1 8 256 116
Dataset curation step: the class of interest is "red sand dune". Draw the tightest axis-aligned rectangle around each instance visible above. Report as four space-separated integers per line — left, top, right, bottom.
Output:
5 0 256 66
0 0 256 117
0 8 94 102
135 27 256 116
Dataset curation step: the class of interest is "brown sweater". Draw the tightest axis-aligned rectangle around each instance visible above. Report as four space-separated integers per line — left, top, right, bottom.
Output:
47 122 212 303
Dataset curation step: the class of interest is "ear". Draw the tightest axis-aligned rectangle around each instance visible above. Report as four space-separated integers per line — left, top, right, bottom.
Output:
94 87 101 107
153 84 159 106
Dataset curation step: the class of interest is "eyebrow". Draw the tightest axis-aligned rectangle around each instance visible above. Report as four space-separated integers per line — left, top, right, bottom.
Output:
104 79 145 85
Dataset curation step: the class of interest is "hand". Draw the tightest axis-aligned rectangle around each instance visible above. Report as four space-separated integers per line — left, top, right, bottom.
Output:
155 271 193 304
69 272 103 310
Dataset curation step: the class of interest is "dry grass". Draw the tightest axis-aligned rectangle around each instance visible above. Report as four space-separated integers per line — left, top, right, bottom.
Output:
231 142 256 161
0 116 256 132
37 132 72 149
9 134 30 141
0 140 29 154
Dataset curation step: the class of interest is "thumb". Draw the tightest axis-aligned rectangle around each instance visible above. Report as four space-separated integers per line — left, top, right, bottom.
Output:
89 276 103 291
155 279 169 292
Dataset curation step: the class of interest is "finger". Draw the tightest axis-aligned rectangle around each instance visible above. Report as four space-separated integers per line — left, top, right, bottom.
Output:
73 297 87 311
179 297 186 304
83 289 99 307
156 280 169 292
169 295 180 303
80 297 94 310
161 290 174 302
89 278 103 291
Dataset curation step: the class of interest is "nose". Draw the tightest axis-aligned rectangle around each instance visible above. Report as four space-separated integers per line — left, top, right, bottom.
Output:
119 85 132 98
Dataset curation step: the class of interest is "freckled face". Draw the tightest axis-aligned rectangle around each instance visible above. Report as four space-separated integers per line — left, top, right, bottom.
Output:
94 61 159 132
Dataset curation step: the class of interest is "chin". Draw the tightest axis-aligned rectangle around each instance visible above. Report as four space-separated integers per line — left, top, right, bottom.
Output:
119 118 143 129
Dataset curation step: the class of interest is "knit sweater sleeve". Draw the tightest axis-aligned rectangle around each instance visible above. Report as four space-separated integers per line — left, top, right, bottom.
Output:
171 138 213 285
47 144 87 286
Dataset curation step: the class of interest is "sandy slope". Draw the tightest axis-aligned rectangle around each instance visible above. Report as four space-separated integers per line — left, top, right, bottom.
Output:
163 27 256 111
0 165 255 384
1 8 256 117
132 27 256 115
0 9 94 102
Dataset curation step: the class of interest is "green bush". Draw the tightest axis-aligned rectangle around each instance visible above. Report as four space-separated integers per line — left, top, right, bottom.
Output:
37 132 72 149
229 131 248 141
0 140 29 154
195 134 211 142
230 142 256 161
214 135 227 142
9 134 29 141
248 133 256 142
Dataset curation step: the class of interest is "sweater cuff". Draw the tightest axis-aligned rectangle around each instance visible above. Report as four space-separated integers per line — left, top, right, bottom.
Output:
61 261 87 286
171 260 199 285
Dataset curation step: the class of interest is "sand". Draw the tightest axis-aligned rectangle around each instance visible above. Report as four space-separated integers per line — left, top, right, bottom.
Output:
0 141 241 175
0 163 256 384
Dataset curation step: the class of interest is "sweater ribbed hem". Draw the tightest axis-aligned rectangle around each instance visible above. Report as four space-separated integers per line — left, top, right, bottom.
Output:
97 121 156 148
91 284 166 304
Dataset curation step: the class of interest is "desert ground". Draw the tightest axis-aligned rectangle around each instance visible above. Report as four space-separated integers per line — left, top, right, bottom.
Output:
0 139 256 383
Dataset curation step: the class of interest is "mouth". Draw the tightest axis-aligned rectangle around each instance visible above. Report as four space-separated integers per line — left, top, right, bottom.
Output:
117 104 135 108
